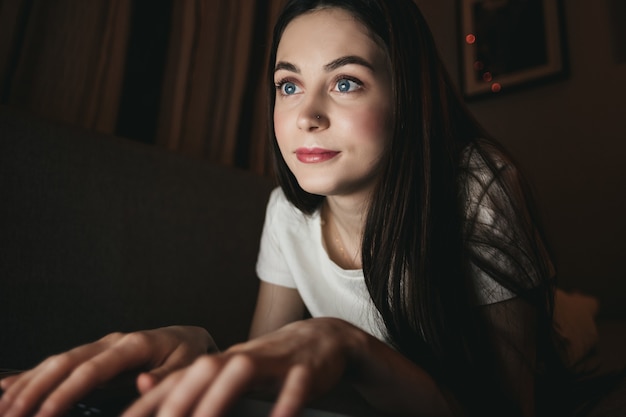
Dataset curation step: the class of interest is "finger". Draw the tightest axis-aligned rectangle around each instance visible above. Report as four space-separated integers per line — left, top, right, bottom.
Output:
0 374 22 415
0 354 82 417
136 328 211 394
192 355 257 417
0 370 37 416
0 335 127 417
121 370 186 417
154 357 221 417
139 357 184 389
135 372 157 394
121 377 175 417
0 370 33 404
271 366 311 417
35 334 159 417
0 375 19 390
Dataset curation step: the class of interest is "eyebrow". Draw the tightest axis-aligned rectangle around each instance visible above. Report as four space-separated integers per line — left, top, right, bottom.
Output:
274 55 375 74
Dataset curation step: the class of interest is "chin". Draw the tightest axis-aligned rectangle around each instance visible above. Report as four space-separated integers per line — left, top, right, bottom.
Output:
292 175 335 196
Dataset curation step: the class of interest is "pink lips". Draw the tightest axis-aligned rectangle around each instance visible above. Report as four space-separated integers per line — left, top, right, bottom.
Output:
295 147 340 163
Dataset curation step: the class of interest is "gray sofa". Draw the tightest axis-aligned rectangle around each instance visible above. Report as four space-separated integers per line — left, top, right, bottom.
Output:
1 107 624 415
0 107 274 369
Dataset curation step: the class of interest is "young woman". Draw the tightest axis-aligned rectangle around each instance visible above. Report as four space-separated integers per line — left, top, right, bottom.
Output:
0 1 563 416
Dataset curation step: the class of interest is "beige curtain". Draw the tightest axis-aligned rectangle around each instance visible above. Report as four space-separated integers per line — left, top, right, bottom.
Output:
156 0 283 175
0 0 131 133
1 0 285 175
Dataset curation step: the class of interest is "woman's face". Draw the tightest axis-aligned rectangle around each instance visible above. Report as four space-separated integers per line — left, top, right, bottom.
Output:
273 7 392 199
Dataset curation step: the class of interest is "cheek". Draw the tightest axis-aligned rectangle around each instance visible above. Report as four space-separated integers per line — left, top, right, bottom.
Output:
273 111 288 149
273 110 298 169
339 105 391 145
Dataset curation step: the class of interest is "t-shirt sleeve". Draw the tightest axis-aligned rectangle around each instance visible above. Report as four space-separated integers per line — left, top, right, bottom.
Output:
255 188 298 289
462 147 551 305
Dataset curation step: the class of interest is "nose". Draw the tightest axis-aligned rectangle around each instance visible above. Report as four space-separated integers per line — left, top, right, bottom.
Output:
296 98 329 132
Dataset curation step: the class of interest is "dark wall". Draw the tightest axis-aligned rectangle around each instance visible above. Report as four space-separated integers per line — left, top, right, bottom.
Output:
417 0 626 316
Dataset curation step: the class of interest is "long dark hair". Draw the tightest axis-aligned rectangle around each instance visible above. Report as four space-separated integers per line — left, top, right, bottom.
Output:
268 0 559 414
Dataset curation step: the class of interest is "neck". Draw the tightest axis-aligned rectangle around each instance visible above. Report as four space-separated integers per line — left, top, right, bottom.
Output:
324 195 367 236
322 194 369 270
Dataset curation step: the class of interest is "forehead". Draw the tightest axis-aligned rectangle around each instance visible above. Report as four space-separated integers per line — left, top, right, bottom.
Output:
276 8 386 65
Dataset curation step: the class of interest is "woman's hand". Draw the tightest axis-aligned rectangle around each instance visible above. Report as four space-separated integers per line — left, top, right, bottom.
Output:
122 318 364 417
0 326 214 417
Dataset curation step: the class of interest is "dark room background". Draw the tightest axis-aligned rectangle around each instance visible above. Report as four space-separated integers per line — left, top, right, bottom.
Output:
1 0 625 315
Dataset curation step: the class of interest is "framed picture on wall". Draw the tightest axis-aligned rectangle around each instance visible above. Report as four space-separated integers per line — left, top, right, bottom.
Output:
459 0 567 99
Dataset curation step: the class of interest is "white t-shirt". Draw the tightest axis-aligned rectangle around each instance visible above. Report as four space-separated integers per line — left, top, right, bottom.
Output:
256 147 535 341
256 187 387 340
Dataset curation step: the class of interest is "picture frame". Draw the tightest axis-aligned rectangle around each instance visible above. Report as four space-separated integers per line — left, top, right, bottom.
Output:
458 0 567 100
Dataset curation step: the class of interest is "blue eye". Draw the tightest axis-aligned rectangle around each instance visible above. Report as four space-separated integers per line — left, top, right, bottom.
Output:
280 82 299 95
336 78 360 93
